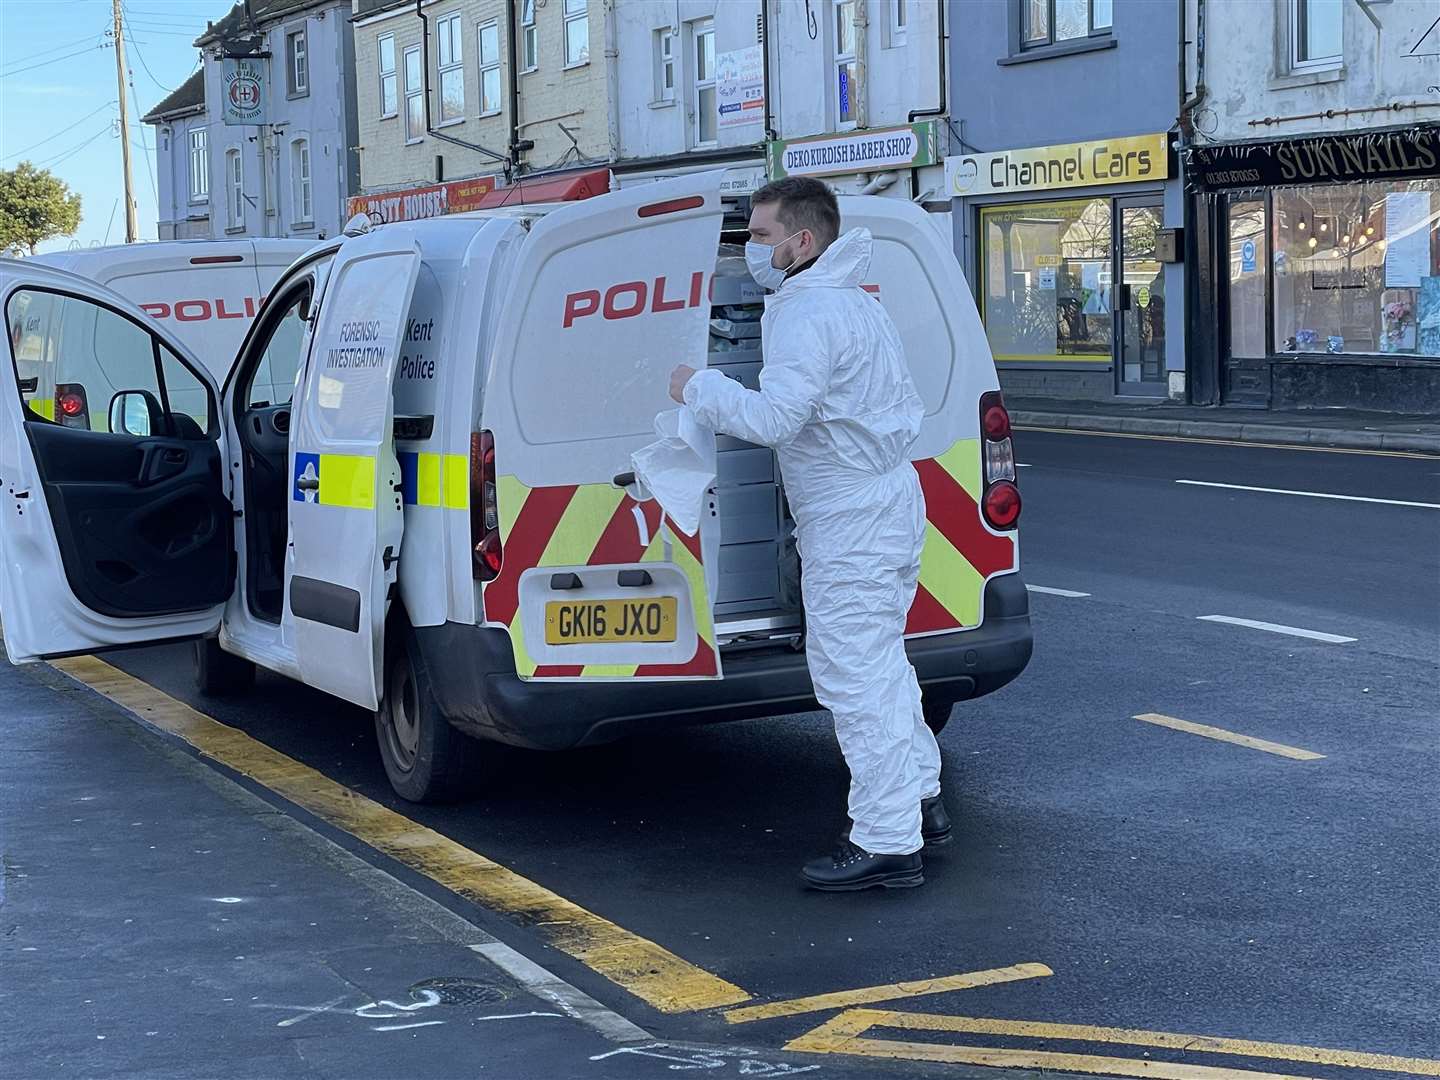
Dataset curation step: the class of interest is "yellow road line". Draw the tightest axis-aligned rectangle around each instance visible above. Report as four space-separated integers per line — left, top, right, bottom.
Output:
785 1010 1440 1078
1014 424 1432 460
724 963 1052 1024
1132 714 1325 762
50 655 750 1015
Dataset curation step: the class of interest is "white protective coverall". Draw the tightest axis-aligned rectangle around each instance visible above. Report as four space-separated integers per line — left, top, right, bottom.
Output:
683 227 940 855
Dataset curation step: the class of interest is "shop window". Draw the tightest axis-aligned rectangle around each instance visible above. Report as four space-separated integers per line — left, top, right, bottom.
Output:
1273 180 1440 357
834 0 858 128
980 197 1114 365
1290 0 1342 71
1227 200 1268 359
1022 0 1112 49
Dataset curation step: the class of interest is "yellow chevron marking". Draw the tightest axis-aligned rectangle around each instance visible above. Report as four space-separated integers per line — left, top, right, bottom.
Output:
934 438 982 503
536 484 624 568
916 520 984 628
496 474 530 539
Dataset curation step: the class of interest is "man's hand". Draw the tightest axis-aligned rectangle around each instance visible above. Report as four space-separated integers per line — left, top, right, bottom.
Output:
669 364 697 404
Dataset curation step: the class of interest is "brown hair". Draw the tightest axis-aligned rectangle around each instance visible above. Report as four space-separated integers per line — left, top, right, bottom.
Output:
752 177 841 250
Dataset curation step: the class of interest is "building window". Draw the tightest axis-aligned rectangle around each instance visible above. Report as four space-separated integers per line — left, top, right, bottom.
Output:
437 12 464 124
188 128 208 200
564 0 589 67
287 27 308 96
379 34 398 117
655 28 675 102
520 0 538 72
690 19 716 146
1227 200 1268 360
404 45 424 142
887 0 907 46
1022 0 1112 48
1290 0 1342 70
979 197 1115 365
226 148 244 229
1272 180 1439 357
833 0 858 128
478 22 502 114
290 138 312 224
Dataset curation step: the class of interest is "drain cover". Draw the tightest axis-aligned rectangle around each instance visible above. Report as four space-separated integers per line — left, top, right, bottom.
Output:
409 977 510 1007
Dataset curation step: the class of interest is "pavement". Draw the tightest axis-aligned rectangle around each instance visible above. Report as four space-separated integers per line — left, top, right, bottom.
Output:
1006 396 1440 454
5 430 1439 1079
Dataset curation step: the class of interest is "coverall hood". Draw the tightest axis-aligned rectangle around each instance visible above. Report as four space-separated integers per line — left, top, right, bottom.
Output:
778 227 872 294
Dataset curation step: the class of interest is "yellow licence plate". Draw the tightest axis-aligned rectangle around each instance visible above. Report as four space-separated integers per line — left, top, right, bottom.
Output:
545 597 678 645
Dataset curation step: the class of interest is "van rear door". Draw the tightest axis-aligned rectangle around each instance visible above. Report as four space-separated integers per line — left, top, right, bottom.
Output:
835 197 1020 635
481 173 725 681
285 231 420 710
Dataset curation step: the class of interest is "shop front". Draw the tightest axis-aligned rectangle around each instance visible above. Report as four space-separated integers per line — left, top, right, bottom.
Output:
1186 125 1440 413
346 168 611 224
947 133 1183 401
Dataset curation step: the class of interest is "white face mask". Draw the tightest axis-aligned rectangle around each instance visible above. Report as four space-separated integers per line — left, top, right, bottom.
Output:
744 230 805 290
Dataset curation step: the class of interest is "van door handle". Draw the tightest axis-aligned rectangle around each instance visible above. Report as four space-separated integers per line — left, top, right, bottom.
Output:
612 471 636 488
295 475 320 492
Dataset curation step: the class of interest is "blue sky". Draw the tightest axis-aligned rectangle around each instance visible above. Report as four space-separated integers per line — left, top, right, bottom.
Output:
1 0 223 252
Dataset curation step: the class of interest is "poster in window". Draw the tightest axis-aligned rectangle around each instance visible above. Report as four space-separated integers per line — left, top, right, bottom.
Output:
1080 262 1110 315
1417 277 1440 358
1383 192 1429 288
716 46 764 129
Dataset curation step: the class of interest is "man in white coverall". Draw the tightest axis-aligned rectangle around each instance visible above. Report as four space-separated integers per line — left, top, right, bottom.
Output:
669 178 949 891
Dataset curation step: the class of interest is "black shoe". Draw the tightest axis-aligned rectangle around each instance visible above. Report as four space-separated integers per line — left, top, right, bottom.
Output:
802 839 924 891
921 795 953 847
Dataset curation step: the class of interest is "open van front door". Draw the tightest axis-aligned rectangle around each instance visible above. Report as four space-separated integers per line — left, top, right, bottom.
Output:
285 232 420 710
0 262 232 662
481 173 726 681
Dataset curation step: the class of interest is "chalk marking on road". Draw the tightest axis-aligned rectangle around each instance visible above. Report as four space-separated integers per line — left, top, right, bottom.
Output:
1016 462 1033 467
50 655 750 1016
785 1010 1440 1078
1196 615 1357 645
1014 424 1433 459
1026 585 1091 598
723 963 1052 1024
1175 479 1440 510
372 1020 446 1032
1132 714 1325 762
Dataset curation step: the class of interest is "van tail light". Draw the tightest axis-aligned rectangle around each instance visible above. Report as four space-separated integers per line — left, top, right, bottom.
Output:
55 383 89 430
979 390 1020 530
471 430 502 580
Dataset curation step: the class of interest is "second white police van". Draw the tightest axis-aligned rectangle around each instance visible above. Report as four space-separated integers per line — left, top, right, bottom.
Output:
0 173 1031 802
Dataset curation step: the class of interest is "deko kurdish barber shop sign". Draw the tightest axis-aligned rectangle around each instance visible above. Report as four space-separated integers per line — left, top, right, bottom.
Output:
945 133 1170 197
767 121 941 179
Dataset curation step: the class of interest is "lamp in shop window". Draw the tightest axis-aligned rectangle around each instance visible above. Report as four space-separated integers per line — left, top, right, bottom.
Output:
1298 219 1308 231
1319 221 1328 233
1308 237 1318 249
1366 225 1374 235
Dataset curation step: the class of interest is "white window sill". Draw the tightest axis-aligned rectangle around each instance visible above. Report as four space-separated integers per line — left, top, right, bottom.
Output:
379 112 398 121
225 225 246 235
1269 65 1344 91
886 32 907 48
563 60 590 71
521 66 538 75
436 117 466 129
690 141 718 151
478 108 503 119
291 220 316 231
188 197 208 206
649 99 676 110
405 137 425 146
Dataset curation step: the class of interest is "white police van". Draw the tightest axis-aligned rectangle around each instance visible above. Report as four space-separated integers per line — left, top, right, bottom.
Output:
0 173 1030 802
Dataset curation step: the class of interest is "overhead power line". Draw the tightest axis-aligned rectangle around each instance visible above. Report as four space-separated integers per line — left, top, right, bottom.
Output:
2 100 116 162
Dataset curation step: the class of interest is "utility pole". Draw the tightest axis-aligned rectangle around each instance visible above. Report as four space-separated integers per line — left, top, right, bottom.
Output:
112 0 138 243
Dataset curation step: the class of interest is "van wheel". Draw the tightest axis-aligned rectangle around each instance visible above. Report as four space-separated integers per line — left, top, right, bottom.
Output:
193 637 255 696
375 622 482 803
923 697 954 735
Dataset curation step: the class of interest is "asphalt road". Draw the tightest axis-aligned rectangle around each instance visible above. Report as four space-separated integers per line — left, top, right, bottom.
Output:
98 431 1440 1075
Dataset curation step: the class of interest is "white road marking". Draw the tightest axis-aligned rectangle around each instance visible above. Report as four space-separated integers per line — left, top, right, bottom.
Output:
1175 479 1440 510
1026 585 1091 598
1197 616 1357 644
1017 463 1033 468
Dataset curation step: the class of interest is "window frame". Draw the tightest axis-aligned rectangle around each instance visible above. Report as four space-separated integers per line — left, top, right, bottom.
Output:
436 12 465 126
404 44 425 144
1289 0 1342 72
187 127 208 202
690 18 716 147
286 25 309 97
564 0 590 68
226 147 244 231
1020 0 1112 51
887 0 907 46
478 21 502 116
378 33 398 119
520 0 538 73
290 137 312 227
833 0 858 131
655 27 676 103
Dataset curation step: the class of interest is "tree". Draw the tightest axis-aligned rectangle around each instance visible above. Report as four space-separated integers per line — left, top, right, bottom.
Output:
0 162 83 256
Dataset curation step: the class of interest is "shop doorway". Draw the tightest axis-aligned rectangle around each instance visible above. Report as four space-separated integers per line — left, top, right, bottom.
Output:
1116 200 1167 395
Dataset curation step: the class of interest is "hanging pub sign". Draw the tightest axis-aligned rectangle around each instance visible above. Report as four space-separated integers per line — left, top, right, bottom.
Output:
1185 124 1440 192
221 58 266 126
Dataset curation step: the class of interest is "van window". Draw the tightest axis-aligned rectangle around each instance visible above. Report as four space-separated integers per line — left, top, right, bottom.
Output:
5 288 212 437
245 292 309 407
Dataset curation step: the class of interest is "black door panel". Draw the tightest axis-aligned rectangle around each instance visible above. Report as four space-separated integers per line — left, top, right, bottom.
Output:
28 423 233 618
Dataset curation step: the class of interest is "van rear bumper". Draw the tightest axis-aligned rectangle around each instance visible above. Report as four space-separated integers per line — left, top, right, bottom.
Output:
419 573 1032 751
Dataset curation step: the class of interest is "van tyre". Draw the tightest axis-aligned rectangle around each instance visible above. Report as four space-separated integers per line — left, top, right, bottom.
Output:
193 637 255 696
923 697 954 735
376 622 483 803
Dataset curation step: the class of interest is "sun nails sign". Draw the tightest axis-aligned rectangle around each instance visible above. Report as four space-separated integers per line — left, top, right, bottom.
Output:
767 121 940 180
945 133 1170 197
221 58 266 126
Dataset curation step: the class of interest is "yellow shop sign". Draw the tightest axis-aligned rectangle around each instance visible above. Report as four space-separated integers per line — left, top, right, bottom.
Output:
945 134 1169 197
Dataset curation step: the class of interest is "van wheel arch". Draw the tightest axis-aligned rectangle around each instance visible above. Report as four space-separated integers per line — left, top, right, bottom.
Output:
375 607 485 803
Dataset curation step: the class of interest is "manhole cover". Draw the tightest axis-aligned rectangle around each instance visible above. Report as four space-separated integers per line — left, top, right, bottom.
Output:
409 977 510 1007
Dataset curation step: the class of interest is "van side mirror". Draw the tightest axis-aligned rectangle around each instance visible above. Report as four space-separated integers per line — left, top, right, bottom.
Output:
109 390 163 437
